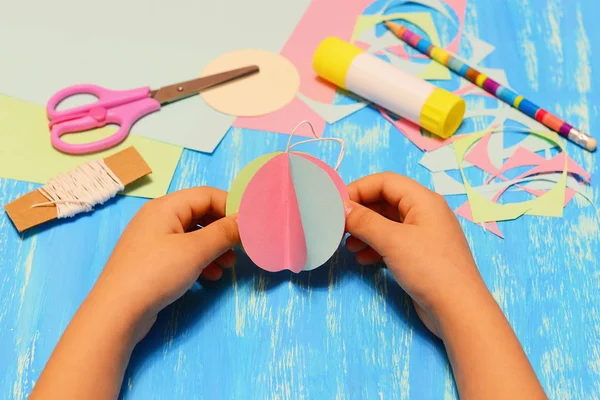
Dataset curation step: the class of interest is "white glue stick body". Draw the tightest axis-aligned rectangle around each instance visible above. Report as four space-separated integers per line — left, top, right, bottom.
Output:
313 37 465 138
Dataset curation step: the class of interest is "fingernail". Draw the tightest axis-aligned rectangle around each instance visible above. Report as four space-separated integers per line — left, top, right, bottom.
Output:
344 200 353 217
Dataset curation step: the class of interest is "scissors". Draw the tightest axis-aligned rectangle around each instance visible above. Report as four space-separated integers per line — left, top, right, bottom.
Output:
46 65 259 154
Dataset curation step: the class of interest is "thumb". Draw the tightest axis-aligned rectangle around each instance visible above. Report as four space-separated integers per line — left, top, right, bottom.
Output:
345 201 407 258
179 214 240 272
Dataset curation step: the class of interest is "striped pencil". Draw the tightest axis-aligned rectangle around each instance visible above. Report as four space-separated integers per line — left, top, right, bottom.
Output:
385 21 596 152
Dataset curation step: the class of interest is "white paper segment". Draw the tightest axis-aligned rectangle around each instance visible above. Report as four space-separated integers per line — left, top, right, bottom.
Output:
0 0 311 153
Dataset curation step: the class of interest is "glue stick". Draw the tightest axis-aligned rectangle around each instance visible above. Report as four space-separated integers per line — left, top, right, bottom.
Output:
313 37 465 138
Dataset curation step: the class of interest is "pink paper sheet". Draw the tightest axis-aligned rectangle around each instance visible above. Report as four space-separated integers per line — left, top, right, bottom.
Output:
238 153 307 273
235 0 466 137
234 0 373 136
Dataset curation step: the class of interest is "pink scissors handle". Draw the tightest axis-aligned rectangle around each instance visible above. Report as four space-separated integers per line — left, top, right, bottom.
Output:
47 85 161 154
47 84 151 120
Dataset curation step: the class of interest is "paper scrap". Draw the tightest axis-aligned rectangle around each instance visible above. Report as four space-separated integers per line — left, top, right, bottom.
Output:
455 202 505 238
200 50 300 117
296 93 369 124
0 95 182 199
352 12 451 80
434 171 593 206
381 108 467 151
0 0 311 152
419 122 557 173
238 153 307 273
371 0 464 51
453 130 567 223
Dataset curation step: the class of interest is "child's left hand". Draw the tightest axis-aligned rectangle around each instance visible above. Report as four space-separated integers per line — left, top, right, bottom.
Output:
93 187 240 333
30 187 240 399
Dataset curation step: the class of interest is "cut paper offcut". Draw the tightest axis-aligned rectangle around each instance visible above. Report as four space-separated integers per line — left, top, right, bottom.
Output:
380 108 467 151
460 133 589 204
419 124 558 173
234 0 466 137
433 172 593 206
367 0 464 52
200 49 300 117
0 0 311 152
454 202 505 238
0 95 182 199
454 174 593 240
352 12 451 80
297 93 369 124
237 153 346 272
482 146 591 184
454 130 567 223
382 0 454 20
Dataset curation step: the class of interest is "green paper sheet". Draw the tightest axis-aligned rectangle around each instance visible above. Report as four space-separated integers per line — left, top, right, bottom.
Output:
352 12 451 80
453 130 567 223
0 95 182 198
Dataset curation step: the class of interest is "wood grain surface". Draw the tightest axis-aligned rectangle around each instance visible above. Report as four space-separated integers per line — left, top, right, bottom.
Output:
1 0 598 398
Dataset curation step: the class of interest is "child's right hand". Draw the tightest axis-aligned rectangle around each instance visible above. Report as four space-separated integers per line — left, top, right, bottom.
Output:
345 172 547 399
344 172 488 338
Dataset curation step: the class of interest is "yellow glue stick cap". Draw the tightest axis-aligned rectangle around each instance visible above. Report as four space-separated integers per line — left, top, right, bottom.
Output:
313 37 363 90
420 88 466 138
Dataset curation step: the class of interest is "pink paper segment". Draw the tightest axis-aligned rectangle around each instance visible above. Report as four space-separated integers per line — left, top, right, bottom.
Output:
455 201 504 238
440 0 466 52
238 153 307 273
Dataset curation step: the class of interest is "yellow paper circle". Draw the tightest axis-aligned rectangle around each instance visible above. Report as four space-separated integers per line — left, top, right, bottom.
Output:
200 49 300 117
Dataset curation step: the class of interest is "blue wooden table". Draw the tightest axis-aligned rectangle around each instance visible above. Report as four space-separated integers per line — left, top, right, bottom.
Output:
1 0 599 398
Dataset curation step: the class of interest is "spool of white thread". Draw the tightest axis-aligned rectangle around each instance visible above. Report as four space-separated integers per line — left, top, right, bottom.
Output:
313 37 466 138
34 159 124 218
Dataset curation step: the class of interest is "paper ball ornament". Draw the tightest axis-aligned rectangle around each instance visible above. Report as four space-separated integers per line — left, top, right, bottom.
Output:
227 151 348 273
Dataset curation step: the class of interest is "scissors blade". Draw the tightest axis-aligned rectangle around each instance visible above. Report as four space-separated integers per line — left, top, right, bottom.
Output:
151 65 259 105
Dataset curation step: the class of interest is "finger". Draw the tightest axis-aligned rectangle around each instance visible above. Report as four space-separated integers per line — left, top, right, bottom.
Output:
150 187 228 233
179 215 240 275
345 235 369 252
199 263 223 281
355 247 383 265
363 200 402 222
214 250 236 269
347 172 438 223
194 214 220 230
345 200 414 258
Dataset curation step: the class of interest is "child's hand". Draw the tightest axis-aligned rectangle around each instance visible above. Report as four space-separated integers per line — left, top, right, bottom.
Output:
345 173 546 399
31 187 240 399
344 172 486 337
94 187 239 330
